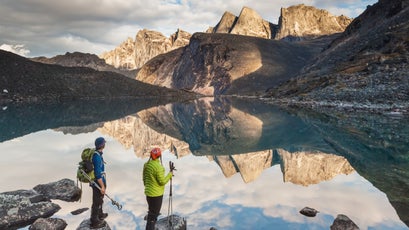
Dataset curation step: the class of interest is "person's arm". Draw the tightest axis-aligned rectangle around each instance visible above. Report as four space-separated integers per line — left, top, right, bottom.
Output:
97 178 105 195
156 165 172 186
92 153 106 195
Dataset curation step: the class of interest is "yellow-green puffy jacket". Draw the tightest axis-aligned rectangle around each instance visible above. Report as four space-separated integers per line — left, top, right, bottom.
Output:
143 159 172 197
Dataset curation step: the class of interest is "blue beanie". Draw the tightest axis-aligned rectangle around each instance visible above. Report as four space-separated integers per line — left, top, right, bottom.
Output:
95 137 106 149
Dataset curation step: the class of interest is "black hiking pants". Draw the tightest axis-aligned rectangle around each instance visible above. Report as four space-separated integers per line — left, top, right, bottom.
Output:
146 195 163 230
91 184 104 224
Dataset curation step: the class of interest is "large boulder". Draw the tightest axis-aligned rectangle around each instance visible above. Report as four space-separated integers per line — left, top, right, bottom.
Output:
0 190 61 229
33 178 81 202
156 215 187 230
330 214 360 230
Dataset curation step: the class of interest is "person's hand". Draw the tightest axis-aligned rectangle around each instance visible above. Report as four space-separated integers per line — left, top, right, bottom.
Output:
169 161 176 172
100 187 106 195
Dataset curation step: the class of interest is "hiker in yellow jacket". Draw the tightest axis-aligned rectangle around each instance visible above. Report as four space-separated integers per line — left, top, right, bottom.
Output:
143 147 174 230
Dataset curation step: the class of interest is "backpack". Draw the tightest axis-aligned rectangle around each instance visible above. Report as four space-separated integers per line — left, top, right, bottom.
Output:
77 148 96 183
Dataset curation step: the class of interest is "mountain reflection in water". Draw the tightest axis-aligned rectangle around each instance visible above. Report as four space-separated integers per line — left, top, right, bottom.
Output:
0 98 408 229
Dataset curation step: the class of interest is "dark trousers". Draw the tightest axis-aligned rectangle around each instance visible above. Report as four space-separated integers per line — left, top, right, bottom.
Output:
90 185 104 224
146 195 163 230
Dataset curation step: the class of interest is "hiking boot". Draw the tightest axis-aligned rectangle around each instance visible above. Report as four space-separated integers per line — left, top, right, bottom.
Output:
99 212 108 220
90 220 106 229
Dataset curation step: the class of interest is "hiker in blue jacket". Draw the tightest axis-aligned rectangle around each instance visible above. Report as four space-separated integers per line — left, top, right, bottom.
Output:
90 137 108 228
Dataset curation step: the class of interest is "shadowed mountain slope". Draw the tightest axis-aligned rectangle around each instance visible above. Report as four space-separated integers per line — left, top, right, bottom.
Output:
0 50 198 103
266 0 409 108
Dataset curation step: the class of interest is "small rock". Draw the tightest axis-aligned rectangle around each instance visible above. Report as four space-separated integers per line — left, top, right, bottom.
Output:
156 215 186 230
71 207 89 215
330 214 360 230
29 217 67 230
76 219 110 230
299 207 319 217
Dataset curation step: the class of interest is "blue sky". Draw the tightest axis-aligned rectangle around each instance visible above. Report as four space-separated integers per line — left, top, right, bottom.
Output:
0 0 378 57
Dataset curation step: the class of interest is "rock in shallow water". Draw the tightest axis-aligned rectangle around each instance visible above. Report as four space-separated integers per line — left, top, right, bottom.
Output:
76 219 111 230
330 214 360 230
29 217 67 230
71 207 89 215
299 207 319 217
156 215 187 230
33 178 82 202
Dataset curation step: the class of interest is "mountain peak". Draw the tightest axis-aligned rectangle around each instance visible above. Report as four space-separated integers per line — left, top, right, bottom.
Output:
275 4 353 40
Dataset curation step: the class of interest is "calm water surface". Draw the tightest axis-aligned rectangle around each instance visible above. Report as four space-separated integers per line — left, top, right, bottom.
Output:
0 98 408 230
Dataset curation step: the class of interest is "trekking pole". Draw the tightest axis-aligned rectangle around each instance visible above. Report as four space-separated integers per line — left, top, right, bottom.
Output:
167 161 176 228
80 169 123 210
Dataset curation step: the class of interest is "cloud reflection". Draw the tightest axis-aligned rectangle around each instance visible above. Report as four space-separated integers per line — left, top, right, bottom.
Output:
0 130 407 230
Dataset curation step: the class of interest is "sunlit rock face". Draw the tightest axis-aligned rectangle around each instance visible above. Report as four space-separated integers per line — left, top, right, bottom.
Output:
134 29 191 69
135 5 351 96
100 37 136 70
275 4 352 40
212 11 236 33
210 5 350 41
277 149 355 186
98 115 190 158
212 7 276 39
210 150 273 183
101 29 191 70
135 32 316 96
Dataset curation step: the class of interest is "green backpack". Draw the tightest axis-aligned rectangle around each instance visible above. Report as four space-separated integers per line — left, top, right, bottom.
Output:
77 148 96 183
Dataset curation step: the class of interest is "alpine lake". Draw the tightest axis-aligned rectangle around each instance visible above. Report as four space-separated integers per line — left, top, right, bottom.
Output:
0 97 408 230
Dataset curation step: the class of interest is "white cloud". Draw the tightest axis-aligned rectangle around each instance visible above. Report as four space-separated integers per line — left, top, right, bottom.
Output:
0 44 30 57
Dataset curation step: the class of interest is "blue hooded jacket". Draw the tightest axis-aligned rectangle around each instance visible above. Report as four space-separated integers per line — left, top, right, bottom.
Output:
92 150 106 185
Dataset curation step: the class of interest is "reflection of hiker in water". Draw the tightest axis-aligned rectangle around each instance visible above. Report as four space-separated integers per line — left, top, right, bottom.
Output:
143 148 174 230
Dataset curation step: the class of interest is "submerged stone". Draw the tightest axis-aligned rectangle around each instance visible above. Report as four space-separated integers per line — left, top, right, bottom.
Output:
77 218 111 230
156 215 187 230
299 207 319 217
29 217 67 230
71 207 89 215
330 214 360 230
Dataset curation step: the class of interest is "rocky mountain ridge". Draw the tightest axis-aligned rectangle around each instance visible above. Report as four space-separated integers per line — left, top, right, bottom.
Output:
100 29 191 70
135 32 320 96
210 4 351 41
275 4 352 40
133 4 352 96
103 4 350 79
210 6 276 39
31 51 137 78
265 0 409 111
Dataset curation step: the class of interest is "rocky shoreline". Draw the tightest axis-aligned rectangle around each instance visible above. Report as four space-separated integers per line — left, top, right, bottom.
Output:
263 97 409 116
0 179 81 229
1 179 360 229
